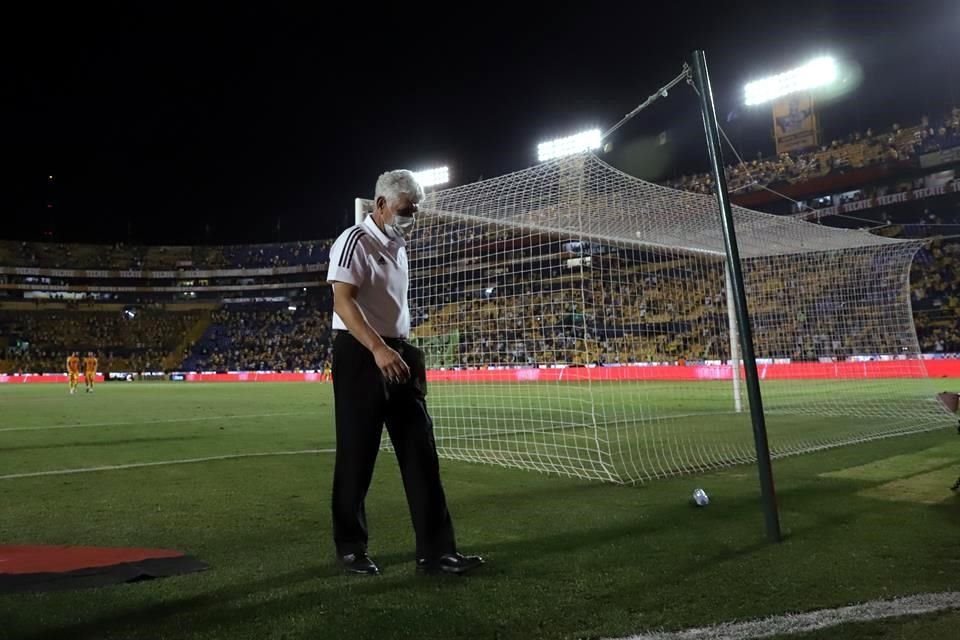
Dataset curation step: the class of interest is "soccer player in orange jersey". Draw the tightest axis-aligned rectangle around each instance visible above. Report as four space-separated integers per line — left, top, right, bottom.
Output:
82 351 98 393
66 352 81 395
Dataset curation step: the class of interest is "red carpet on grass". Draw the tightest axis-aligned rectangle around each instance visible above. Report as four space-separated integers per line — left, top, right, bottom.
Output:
0 545 208 593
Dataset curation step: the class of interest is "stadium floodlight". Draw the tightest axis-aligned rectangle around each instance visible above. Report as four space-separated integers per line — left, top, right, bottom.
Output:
537 128 602 162
743 56 838 106
413 166 450 188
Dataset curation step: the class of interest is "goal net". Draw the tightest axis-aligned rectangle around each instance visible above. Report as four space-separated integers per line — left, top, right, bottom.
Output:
356 153 950 484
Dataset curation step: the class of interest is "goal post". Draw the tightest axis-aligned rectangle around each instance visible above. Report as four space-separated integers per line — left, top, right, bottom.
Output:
725 265 744 413
352 151 948 489
348 86 953 494
355 198 372 225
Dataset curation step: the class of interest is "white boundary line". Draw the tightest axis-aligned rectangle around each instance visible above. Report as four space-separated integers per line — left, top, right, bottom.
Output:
0 411 316 433
0 449 335 481
609 591 960 640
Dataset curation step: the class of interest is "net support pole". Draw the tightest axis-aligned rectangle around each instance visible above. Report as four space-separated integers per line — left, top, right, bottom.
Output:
691 49 781 543
724 265 743 413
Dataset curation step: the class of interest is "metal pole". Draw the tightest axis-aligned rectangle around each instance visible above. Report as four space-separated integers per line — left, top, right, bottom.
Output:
691 49 781 542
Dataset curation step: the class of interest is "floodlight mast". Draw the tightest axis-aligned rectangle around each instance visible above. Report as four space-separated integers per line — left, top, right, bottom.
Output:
413 166 450 189
743 56 838 106
537 130 603 162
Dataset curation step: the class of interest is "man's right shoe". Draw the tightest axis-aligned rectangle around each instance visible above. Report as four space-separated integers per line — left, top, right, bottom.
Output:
416 552 485 576
337 552 381 575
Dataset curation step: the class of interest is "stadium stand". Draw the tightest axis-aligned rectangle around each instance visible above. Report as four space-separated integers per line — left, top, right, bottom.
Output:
2 228 957 374
0 239 333 271
0 235 334 374
911 238 960 353
0 305 208 374
668 109 960 195
1 109 958 374
180 291 333 372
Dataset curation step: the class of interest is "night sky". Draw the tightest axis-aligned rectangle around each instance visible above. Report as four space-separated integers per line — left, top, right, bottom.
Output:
1 1 956 246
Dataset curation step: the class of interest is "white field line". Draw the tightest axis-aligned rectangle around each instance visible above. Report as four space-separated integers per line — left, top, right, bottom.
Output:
0 411 316 433
609 591 960 640
0 449 335 481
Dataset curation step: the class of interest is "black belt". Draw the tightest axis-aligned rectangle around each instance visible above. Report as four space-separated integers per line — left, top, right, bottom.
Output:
334 330 407 346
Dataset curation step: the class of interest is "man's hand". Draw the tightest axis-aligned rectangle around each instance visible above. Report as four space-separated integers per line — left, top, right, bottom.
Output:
331 281 410 383
373 344 410 384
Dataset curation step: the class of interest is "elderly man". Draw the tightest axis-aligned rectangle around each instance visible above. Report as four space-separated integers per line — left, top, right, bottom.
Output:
326 169 484 576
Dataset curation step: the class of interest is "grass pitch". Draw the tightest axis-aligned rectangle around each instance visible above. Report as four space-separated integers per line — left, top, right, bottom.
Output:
1 381 959 640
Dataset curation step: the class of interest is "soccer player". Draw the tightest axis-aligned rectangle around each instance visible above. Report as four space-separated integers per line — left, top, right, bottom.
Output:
326 169 484 576
321 360 332 383
83 351 98 393
66 352 80 395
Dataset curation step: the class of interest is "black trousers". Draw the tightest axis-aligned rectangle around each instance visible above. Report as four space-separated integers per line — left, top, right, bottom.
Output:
331 331 456 559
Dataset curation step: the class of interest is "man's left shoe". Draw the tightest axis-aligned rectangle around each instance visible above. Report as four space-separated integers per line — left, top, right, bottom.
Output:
337 552 381 575
416 552 485 576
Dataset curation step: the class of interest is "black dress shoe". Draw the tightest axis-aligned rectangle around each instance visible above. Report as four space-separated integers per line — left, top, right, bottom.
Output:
416 552 485 576
337 552 381 575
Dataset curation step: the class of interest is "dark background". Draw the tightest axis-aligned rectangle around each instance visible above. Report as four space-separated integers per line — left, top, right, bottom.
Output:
1 1 956 245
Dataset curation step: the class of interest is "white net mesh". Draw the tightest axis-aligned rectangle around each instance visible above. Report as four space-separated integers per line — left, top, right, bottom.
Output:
358 152 951 484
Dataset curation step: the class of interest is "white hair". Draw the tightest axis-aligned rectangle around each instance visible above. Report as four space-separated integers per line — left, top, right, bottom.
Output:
375 170 424 206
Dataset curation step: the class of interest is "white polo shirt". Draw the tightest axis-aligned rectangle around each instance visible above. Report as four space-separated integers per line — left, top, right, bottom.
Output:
327 214 410 338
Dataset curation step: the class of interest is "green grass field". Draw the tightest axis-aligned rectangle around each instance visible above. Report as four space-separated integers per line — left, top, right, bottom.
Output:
422 379 949 483
1 381 960 640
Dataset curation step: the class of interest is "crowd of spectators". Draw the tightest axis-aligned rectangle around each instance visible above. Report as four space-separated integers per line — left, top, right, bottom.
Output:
667 109 960 196
409 239 935 367
911 238 960 353
180 292 333 372
0 239 333 271
221 241 332 269
1 233 958 372
0 307 202 374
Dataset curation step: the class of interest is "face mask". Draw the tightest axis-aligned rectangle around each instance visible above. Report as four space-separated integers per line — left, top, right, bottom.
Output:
386 214 416 240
